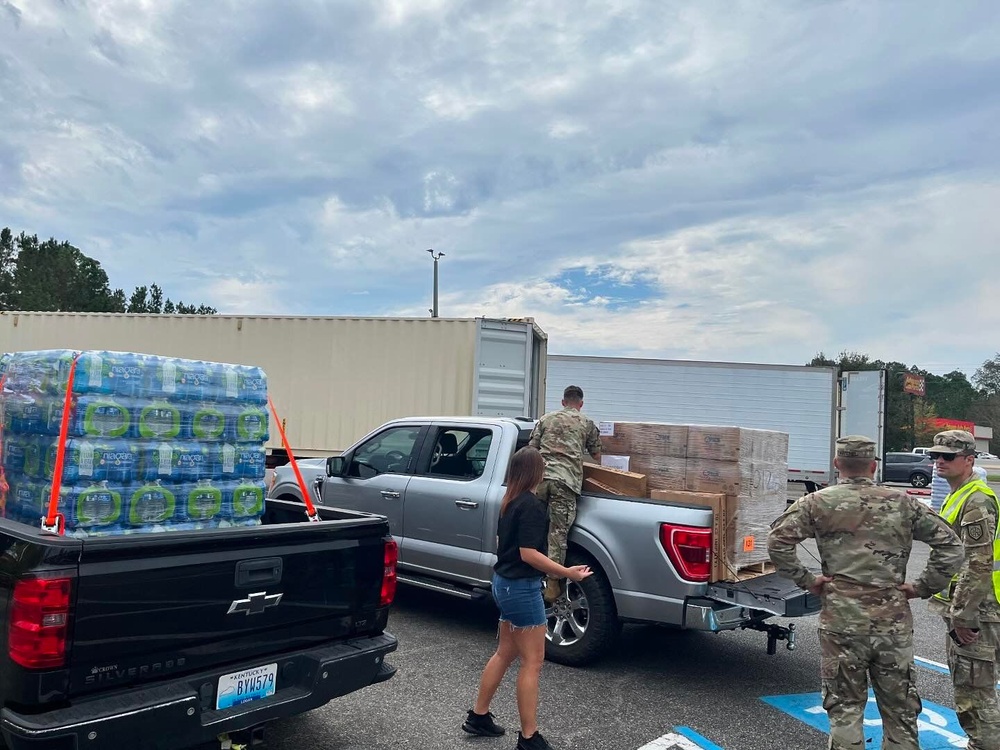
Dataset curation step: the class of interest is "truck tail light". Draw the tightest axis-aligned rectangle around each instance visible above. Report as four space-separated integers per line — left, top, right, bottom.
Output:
380 539 398 607
659 524 712 582
9 577 73 669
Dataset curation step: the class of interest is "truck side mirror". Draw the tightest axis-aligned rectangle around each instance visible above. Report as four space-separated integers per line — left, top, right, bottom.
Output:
327 455 346 477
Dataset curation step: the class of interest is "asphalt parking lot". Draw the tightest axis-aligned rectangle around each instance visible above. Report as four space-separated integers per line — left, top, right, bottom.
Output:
261 536 982 749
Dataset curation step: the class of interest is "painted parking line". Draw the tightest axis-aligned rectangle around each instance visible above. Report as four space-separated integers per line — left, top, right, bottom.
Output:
916 654 1000 688
637 727 724 750
763 691 968 749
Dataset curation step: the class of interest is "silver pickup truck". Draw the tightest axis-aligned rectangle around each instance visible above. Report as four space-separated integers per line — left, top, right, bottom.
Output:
268 416 820 666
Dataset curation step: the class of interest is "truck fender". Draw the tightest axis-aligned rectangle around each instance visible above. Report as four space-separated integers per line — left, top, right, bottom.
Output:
566 527 622 587
272 483 304 504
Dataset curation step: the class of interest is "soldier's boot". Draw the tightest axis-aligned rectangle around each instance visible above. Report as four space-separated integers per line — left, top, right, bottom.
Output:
543 577 563 605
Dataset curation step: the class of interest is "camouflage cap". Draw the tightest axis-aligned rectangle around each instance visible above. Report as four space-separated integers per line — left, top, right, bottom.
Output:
930 430 977 455
836 435 879 460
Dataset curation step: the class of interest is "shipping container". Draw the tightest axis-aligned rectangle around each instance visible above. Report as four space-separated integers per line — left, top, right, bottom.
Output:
0 313 548 458
545 355 884 488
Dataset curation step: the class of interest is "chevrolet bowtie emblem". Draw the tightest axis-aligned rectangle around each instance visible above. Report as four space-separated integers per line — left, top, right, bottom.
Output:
227 592 283 616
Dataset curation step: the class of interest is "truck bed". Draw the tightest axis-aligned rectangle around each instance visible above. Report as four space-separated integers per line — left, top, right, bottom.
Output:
0 498 397 749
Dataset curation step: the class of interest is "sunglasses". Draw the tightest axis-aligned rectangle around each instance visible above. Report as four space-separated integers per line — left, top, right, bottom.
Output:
928 452 972 461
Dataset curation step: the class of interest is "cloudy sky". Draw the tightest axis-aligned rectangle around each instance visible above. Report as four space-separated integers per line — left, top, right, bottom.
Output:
2 1 998 374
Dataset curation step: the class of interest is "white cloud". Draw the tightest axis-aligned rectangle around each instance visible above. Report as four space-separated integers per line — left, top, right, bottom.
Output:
1 0 999 377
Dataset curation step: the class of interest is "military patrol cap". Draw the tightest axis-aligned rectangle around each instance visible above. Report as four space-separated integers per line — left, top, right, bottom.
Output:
930 430 977 455
836 435 879 460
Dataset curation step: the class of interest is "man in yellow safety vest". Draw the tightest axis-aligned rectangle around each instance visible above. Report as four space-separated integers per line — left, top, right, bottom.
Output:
928 429 1000 750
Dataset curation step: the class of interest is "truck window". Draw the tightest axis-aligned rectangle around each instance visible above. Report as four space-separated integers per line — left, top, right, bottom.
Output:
349 427 420 478
419 428 493 480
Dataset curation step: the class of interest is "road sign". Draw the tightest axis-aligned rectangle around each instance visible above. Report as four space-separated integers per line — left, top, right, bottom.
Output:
763 691 968 749
903 373 926 396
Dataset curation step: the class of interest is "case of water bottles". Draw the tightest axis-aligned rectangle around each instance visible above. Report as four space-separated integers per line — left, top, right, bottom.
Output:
0 350 270 537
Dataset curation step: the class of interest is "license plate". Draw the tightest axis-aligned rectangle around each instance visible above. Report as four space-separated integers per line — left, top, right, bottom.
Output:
216 663 278 710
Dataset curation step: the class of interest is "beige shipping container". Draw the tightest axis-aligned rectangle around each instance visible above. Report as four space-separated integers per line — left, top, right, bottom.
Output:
0 312 548 458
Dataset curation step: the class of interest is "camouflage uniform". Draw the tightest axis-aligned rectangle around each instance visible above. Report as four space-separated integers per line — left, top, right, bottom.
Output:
528 406 601 569
768 435 964 750
926 430 1000 750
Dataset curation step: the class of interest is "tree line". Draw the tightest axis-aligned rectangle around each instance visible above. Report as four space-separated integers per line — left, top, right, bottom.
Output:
809 351 1000 452
0 228 216 315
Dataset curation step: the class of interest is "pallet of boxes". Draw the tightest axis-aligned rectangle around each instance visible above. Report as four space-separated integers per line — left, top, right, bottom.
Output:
583 422 789 582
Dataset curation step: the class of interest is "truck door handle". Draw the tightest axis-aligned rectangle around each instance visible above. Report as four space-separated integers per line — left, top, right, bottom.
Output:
235 557 283 588
380 490 401 499
455 499 479 510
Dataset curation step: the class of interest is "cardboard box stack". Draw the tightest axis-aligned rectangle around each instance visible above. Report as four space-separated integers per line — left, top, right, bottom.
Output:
592 421 789 582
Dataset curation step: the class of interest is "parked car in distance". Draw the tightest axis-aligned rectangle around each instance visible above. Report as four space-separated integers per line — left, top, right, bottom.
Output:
976 451 999 460
884 452 934 487
911 447 932 456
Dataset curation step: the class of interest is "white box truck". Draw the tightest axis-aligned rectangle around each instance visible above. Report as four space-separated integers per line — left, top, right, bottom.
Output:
545 355 886 490
0 312 548 460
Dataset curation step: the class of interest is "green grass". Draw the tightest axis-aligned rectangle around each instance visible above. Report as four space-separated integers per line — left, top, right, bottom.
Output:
988 474 1000 483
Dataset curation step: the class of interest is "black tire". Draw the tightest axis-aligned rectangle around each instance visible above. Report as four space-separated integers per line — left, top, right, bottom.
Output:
544 551 621 667
910 472 930 488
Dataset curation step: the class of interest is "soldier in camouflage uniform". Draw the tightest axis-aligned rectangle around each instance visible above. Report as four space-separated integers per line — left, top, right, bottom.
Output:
528 385 602 604
926 430 1000 750
768 435 964 750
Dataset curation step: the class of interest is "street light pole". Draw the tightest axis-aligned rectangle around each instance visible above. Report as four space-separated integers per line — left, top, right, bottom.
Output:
427 249 445 318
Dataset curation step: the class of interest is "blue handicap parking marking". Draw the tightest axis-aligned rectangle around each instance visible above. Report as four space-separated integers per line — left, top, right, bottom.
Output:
762 691 968 749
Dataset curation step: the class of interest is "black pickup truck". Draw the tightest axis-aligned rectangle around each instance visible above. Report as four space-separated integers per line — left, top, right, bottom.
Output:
0 498 398 750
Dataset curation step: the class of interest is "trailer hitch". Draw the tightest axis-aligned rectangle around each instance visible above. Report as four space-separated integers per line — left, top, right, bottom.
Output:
741 619 796 655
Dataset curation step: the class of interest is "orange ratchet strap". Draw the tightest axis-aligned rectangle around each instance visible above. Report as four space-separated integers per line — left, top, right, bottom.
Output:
267 396 320 522
43 353 81 535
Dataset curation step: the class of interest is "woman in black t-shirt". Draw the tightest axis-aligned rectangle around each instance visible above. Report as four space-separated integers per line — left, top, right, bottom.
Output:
462 447 592 750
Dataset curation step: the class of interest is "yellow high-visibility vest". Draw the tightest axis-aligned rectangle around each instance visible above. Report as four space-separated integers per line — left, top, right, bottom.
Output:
933 478 1000 604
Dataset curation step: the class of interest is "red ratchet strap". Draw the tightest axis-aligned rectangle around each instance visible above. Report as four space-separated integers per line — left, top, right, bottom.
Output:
43 354 80 535
267 396 320 522
0 374 8 516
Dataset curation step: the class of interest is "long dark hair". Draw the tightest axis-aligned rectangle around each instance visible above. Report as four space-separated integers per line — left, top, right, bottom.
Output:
501 446 545 516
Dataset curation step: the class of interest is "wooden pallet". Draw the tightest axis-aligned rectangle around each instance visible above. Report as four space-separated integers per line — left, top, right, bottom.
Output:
733 561 775 581
582 477 624 496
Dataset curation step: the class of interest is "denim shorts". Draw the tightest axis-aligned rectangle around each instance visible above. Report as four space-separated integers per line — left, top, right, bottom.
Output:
492 573 546 628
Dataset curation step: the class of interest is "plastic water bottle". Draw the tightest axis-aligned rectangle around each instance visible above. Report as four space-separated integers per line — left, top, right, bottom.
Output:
184 402 226 441
74 351 113 394
42 395 69 436
73 396 131 438
22 437 45 479
73 351 145 397
219 364 240 401
4 394 46 434
140 442 210 482
176 443 211 481
147 356 182 398
178 360 219 402
68 482 123 532
125 482 176 529
229 406 269 443
137 401 182 440
181 480 224 524
237 366 268 404
10 479 41 524
214 444 266 480
223 480 266 521
3 434 29 476
95 440 139 483
106 353 148 398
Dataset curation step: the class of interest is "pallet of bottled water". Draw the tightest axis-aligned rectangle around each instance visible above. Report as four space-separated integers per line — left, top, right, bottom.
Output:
0 350 270 537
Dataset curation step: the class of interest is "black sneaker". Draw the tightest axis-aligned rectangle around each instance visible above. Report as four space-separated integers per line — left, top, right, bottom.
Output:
462 709 505 737
517 730 553 750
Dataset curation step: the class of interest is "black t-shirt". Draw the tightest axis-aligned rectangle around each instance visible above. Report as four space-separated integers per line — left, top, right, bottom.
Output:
494 491 550 579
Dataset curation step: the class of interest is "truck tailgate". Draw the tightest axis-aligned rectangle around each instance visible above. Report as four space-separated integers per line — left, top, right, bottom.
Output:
705 573 821 618
69 512 390 698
